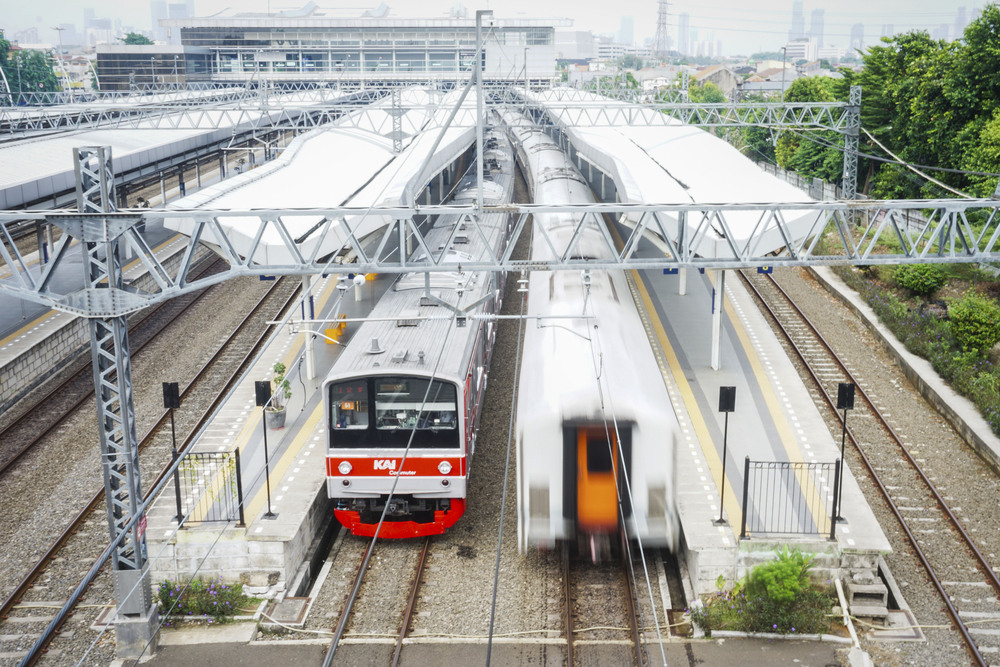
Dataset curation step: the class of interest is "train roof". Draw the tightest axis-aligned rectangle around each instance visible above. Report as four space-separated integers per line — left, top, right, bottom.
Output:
325 132 514 384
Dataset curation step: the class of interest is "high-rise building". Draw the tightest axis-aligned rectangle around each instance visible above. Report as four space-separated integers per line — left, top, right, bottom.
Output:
151 0 168 42
788 1 805 41
619 15 634 46
678 12 690 56
809 9 824 45
880 24 895 38
954 7 968 40
850 23 865 52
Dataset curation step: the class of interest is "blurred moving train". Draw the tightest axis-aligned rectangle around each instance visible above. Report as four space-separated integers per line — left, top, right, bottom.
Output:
509 117 681 560
323 129 514 538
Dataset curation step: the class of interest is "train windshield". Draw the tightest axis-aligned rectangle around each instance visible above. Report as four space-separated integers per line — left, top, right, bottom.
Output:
375 377 457 433
328 376 460 449
329 380 370 430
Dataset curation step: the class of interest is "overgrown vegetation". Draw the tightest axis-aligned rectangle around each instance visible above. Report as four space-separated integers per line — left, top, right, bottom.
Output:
157 577 259 622
892 264 948 296
834 261 1000 436
689 548 835 636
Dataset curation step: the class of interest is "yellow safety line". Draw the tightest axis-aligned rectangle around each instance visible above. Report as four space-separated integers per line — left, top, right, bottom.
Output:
630 269 743 534
720 275 831 532
244 401 324 522
0 309 60 348
0 235 185 348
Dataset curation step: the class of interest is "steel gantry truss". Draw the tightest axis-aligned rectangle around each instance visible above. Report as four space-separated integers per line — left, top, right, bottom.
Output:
70 147 158 651
4 197 1000 317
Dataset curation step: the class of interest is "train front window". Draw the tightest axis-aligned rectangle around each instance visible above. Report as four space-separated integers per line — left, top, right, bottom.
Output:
329 381 369 430
375 377 458 433
586 437 614 473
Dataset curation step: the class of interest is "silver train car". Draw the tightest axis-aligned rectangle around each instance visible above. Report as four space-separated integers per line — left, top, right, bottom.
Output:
509 120 680 559
323 129 514 538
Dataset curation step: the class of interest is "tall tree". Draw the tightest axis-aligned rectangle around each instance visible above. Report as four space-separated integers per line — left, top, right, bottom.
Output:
121 32 154 46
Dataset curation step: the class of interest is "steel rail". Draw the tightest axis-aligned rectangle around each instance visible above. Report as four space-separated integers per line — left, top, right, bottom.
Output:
3 278 298 651
391 537 431 667
739 269 991 667
562 545 575 667
621 550 645 667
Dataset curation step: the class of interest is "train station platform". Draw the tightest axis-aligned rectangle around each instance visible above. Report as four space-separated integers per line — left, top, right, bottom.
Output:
633 264 892 597
144 270 390 594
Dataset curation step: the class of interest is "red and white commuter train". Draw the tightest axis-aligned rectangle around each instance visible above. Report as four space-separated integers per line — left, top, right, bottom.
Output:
324 131 514 538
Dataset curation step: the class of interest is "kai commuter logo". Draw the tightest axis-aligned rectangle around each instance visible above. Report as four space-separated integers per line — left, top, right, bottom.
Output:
373 459 397 471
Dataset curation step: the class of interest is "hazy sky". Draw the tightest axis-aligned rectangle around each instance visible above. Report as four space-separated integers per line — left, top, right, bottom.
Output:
3 0 984 56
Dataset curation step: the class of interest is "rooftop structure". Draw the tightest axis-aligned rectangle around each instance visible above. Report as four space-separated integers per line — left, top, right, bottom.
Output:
97 5 568 91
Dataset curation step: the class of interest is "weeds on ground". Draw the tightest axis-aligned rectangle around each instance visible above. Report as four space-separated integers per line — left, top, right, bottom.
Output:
156 577 259 623
835 264 1000 437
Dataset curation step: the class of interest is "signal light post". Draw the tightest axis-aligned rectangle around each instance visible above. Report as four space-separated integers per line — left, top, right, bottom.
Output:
714 386 736 526
163 382 183 522
836 382 855 522
255 380 278 520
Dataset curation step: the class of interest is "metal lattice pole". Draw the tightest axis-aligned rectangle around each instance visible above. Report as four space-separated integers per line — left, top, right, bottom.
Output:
390 87 403 154
654 0 670 59
842 85 861 203
73 146 159 657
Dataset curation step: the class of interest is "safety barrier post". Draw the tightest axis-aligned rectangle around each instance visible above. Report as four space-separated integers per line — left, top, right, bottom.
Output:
739 456 750 539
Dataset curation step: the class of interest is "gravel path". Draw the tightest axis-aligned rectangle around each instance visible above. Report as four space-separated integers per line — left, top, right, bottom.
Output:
771 266 1000 667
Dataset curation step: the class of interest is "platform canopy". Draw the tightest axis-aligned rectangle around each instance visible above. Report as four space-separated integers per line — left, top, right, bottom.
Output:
527 89 816 259
164 87 479 265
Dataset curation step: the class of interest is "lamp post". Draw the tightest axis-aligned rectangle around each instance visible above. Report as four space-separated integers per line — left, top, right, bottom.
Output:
173 54 179 88
714 386 736 525
780 46 787 102
835 382 855 522
15 54 22 106
254 381 278 520
162 382 184 522
150 56 156 87
52 26 71 102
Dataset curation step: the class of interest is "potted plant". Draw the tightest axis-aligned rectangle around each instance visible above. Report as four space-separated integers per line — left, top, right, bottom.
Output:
265 361 292 429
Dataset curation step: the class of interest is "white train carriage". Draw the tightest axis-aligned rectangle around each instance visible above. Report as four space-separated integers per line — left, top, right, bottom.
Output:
510 121 680 557
324 131 514 538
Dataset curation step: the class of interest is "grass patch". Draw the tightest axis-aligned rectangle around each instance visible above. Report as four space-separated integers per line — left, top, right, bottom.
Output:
157 577 261 624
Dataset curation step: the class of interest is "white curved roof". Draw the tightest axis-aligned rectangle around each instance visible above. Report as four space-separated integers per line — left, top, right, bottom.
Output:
527 89 816 259
164 87 480 265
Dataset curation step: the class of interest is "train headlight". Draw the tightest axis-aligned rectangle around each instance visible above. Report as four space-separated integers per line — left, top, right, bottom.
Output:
338 461 352 475
437 461 452 475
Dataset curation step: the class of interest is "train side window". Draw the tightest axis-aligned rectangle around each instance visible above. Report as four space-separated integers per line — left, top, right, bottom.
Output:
586 437 614 473
330 381 369 430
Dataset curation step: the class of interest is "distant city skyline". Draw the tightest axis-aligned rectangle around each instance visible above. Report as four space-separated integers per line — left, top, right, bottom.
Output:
1 0 986 57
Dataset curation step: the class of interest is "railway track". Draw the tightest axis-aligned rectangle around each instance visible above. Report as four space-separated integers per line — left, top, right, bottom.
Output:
0 276 301 664
562 546 648 666
324 536 431 666
741 269 1000 667
0 253 224 475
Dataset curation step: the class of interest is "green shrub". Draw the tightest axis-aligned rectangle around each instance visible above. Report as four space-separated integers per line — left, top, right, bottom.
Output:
743 547 815 604
949 291 1000 354
689 549 832 636
893 264 947 296
157 577 257 622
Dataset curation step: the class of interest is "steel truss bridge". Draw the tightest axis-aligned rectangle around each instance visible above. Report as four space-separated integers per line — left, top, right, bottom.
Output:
3 197 1000 317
